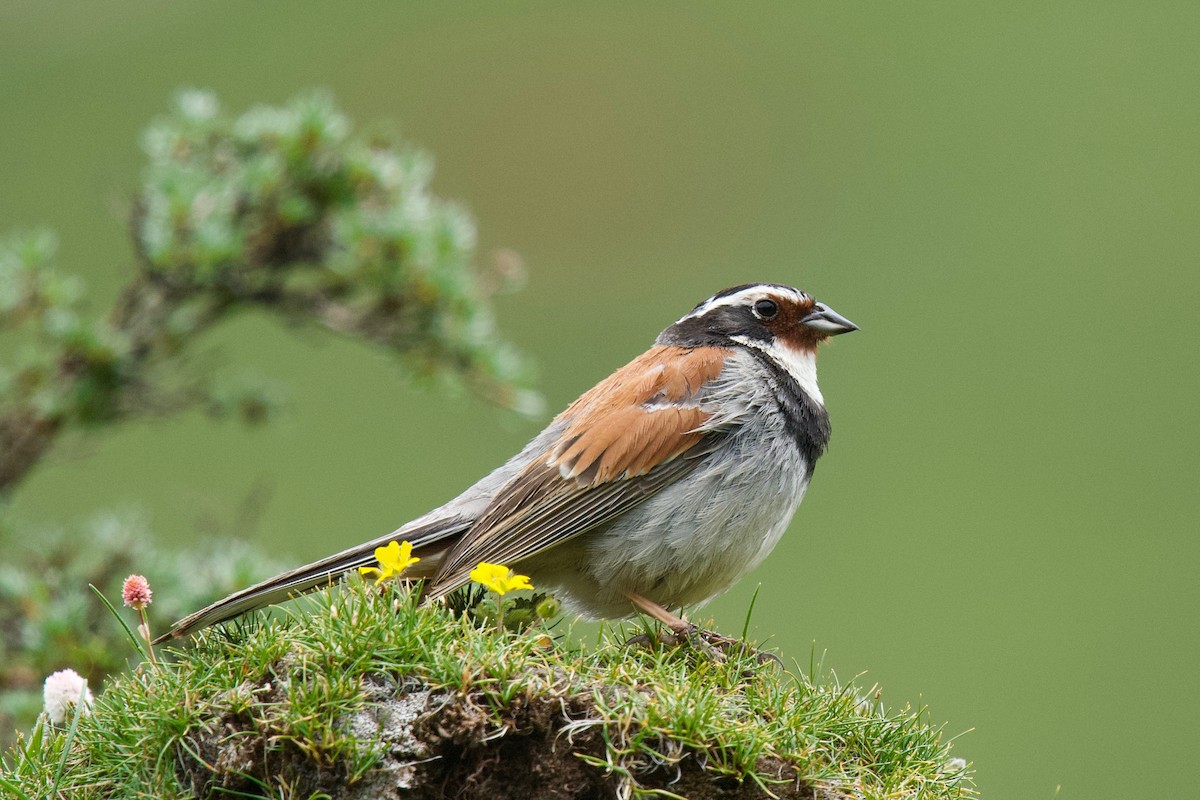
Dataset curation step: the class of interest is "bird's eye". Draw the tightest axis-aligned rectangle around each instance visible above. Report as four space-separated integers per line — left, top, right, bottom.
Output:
753 299 778 319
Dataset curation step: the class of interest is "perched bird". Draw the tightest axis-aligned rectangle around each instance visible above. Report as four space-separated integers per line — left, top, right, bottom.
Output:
161 283 857 642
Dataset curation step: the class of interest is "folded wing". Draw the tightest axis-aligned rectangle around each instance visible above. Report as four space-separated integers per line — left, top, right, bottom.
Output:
426 345 730 596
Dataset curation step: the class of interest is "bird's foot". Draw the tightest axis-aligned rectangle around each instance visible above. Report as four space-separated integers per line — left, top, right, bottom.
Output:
625 622 780 667
682 624 782 666
623 591 780 666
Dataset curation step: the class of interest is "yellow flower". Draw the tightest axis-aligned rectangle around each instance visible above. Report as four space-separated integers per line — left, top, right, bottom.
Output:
470 562 533 596
358 540 420 585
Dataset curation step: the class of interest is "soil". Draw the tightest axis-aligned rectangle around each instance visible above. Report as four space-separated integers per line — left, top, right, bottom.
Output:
177 673 840 800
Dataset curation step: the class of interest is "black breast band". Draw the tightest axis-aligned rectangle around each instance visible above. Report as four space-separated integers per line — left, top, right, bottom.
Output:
743 348 831 471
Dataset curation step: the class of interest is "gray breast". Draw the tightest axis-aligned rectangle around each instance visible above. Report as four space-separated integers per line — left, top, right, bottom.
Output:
536 350 821 617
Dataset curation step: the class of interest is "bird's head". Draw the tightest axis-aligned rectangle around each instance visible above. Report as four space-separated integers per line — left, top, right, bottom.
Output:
660 283 858 356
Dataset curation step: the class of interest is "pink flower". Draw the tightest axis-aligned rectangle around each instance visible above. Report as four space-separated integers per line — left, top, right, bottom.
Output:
122 574 153 610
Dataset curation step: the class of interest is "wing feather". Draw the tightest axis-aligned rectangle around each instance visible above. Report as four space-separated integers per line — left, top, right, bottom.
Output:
552 346 726 483
162 515 470 640
426 447 716 596
426 345 730 597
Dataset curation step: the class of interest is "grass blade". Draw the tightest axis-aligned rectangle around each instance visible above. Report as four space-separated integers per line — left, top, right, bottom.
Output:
89 583 148 661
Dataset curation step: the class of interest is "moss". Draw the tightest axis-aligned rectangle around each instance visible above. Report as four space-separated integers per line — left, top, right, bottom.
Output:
1 580 974 799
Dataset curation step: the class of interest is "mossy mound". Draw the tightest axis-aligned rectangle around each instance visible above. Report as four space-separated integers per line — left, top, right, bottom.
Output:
1 581 974 799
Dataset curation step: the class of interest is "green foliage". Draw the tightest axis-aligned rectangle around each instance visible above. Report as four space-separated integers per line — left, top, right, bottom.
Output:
0 580 974 799
445 582 561 632
0 511 278 753
0 230 125 424
133 90 533 407
0 89 536 495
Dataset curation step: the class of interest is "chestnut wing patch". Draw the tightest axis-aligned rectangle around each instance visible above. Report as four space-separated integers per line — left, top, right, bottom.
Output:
550 345 727 485
425 345 730 597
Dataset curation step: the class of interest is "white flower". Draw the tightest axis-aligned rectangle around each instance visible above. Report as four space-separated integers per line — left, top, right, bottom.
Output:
43 668 94 724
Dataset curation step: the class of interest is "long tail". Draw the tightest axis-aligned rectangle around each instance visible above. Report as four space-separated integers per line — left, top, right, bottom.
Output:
157 516 472 642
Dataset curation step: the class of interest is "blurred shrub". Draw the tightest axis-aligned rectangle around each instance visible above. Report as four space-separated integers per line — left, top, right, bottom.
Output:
0 89 537 495
0 510 280 750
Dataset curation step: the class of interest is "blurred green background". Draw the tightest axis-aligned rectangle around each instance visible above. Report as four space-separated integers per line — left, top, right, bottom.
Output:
3 2 1197 797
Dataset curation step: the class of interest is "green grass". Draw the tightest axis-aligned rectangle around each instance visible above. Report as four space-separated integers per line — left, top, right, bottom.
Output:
0 580 975 799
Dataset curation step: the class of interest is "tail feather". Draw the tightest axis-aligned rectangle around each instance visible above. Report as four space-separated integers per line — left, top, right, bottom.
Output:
157 516 471 642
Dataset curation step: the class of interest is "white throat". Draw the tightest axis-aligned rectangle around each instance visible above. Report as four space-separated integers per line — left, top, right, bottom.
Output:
732 336 824 406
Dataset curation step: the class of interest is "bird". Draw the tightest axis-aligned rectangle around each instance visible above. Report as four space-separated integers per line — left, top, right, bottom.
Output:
160 283 857 643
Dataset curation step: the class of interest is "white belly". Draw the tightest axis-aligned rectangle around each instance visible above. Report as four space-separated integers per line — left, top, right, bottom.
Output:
525 430 811 619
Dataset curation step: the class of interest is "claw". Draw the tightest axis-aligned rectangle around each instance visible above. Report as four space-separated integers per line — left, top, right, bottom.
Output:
624 621 781 670
687 626 782 667
623 591 781 670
